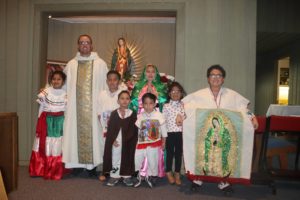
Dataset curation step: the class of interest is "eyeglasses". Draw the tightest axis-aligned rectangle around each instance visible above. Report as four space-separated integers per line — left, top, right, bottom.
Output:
170 90 181 94
209 74 223 79
78 41 91 45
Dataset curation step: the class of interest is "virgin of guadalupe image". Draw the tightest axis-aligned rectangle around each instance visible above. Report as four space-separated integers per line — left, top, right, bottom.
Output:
196 112 238 178
111 37 133 81
138 120 160 143
204 116 231 177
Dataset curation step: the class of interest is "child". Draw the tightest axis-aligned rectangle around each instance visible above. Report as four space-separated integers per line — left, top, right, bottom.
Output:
129 64 167 113
134 93 168 188
97 70 125 181
29 71 67 180
102 90 138 187
162 82 186 185
129 64 167 178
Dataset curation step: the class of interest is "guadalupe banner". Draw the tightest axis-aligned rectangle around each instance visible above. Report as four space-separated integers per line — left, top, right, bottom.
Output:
183 108 254 184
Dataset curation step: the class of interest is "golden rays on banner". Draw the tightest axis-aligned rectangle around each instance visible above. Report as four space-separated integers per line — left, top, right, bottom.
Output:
195 109 242 178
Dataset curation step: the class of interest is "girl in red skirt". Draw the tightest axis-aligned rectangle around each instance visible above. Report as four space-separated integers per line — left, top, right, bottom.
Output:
29 71 67 180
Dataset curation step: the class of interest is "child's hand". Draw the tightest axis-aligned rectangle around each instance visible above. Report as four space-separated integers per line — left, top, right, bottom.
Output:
146 84 158 97
39 88 45 93
146 83 152 92
141 125 146 130
113 140 120 147
251 116 259 130
176 114 183 126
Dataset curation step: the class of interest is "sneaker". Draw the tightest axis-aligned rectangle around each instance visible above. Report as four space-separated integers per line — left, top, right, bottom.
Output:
106 178 119 186
145 176 153 188
134 174 142 188
193 180 203 186
218 182 230 190
123 177 134 187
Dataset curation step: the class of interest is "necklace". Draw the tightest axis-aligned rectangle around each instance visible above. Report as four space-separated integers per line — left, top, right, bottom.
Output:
210 89 222 108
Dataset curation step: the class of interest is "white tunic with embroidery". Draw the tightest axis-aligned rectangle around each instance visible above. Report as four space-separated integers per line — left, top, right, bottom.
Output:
63 52 108 169
182 87 254 181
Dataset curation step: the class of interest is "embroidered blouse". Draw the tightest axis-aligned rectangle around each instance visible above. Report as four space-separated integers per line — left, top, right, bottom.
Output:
37 87 67 117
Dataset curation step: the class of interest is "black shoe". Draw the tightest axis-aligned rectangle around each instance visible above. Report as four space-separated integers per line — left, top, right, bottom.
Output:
150 176 157 186
87 167 98 177
106 178 120 186
123 177 134 187
190 180 203 192
218 182 230 190
71 168 84 176
193 180 203 186
134 174 142 188
218 182 233 195
145 176 153 188
63 168 85 179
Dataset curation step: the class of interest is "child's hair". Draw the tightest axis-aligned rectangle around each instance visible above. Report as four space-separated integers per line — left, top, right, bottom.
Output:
107 70 121 80
167 81 186 100
118 90 130 99
51 70 66 82
146 63 154 70
142 93 157 103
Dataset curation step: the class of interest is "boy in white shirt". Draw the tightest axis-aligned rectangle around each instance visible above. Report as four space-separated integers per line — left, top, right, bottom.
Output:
134 93 168 188
97 70 125 181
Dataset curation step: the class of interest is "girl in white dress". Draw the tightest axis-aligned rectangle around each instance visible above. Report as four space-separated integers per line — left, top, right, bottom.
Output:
29 71 67 180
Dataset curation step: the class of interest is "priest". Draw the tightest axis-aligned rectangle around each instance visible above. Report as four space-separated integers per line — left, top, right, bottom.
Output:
63 34 108 175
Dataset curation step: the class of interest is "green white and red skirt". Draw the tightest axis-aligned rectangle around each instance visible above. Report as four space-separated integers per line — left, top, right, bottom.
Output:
29 111 64 180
